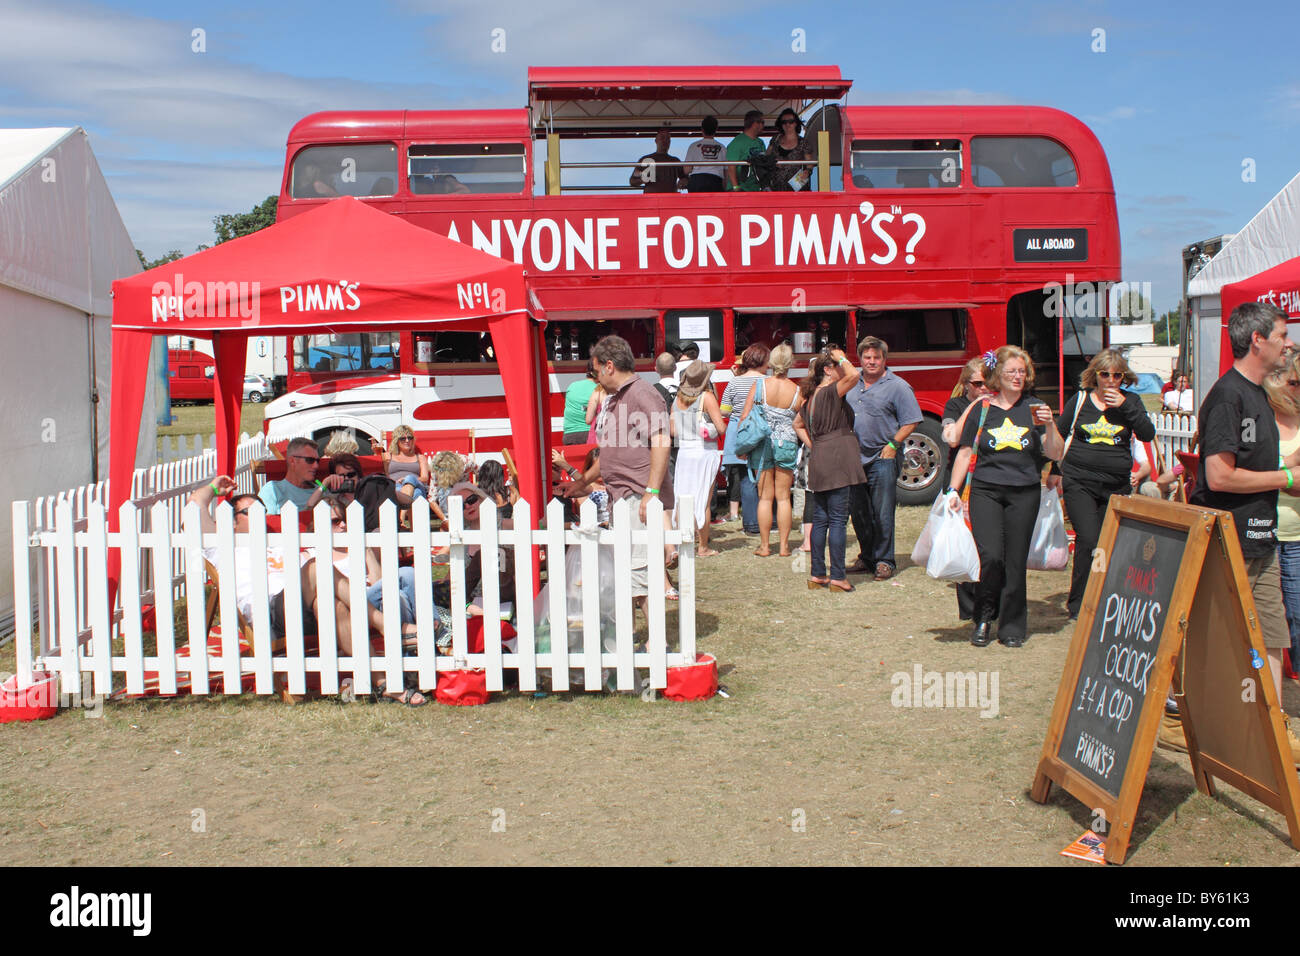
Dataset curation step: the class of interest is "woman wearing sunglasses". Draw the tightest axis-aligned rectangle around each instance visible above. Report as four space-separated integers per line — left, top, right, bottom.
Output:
941 356 993 621
1055 349 1155 620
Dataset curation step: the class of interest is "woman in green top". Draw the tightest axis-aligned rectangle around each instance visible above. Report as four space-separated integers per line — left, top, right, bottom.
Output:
563 360 598 445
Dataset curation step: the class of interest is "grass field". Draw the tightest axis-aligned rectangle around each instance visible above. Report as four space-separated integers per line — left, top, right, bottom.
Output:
3 505 1295 866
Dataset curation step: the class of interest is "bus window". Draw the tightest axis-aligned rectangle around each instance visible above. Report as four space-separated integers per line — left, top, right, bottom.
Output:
409 144 527 195
664 310 724 364
854 308 967 353
411 332 498 366
294 333 399 373
849 140 962 189
971 137 1078 187
545 319 656 366
291 144 398 198
737 312 849 356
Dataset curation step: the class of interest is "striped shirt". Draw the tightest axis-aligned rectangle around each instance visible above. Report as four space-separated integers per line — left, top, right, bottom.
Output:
720 374 763 465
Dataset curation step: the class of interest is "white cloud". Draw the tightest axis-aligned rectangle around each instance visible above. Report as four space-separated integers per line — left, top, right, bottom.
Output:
1084 105 1138 124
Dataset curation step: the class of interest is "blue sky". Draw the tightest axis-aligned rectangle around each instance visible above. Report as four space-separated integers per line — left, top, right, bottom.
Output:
2 0 1295 313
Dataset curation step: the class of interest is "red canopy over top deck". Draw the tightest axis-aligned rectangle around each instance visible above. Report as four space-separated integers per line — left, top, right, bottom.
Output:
109 197 549 534
527 65 851 135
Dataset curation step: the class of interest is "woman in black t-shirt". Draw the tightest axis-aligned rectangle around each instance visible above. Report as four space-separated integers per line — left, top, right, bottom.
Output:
941 356 993 619
1055 350 1156 619
947 346 1065 647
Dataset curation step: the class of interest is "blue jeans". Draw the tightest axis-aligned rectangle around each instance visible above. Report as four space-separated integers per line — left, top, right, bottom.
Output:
849 456 899 570
726 463 759 532
809 486 850 581
366 566 416 624
1278 541 1300 662
395 476 429 499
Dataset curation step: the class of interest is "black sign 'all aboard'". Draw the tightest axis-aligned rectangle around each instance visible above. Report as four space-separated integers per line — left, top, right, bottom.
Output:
1013 228 1089 262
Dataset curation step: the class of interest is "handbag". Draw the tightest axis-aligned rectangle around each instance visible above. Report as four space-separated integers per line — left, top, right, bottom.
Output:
733 379 772 455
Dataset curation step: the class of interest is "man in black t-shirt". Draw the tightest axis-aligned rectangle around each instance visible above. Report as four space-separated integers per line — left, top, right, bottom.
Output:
1184 301 1300 761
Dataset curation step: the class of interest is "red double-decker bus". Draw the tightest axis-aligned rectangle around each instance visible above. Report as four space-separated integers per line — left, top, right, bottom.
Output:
264 66 1120 504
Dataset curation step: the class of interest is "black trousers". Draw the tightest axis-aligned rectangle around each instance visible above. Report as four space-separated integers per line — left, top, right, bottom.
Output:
969 480 1040 641
1062 475 1129 616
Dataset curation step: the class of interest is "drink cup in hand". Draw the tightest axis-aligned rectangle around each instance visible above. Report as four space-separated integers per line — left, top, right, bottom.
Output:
1032 404 1053 425
1104 388 1122 407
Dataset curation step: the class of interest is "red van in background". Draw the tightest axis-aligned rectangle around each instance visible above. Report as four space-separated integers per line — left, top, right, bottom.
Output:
167 349 215 404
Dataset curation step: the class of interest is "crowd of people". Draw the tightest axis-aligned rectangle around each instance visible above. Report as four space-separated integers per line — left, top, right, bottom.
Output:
629 109 816 194
198 311 1300 750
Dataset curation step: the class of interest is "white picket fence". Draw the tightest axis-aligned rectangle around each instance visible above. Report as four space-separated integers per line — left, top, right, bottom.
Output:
12 492 695 700
158 433 218 464
1149 410 1197 465
13 433 268 652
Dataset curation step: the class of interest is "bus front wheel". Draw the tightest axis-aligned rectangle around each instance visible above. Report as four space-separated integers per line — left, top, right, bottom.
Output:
895 417 947 507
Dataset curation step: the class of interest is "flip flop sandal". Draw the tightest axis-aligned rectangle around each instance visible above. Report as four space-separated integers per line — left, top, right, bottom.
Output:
665 587 680 601
373 680 426 707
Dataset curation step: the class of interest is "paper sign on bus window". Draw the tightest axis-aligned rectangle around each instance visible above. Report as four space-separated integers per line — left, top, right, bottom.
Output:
678 316 711 340
691 341 711 362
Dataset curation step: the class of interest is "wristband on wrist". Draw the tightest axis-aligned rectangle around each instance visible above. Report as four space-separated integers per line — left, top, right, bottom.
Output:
209 480 221 495
887 440 899 450
1288 469 1294 490
645 487 660 496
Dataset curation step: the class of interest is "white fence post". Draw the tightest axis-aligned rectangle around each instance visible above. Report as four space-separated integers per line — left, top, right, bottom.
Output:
512 500 537 693
545 499 570 692
677 495 697 664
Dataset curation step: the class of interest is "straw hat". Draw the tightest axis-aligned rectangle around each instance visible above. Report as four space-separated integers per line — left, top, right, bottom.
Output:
677 360 715 398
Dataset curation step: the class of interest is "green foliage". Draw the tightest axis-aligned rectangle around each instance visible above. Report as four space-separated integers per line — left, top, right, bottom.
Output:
212 195 278 245
136 248 184 271
1153 309 1182 347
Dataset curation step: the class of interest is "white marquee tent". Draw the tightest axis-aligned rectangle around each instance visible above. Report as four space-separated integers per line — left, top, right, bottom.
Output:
0 127 156 634
1187 170 1300 394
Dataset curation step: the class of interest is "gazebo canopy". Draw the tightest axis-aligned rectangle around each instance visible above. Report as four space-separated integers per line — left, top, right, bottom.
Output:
109 197 548 529
1218 256 1300 373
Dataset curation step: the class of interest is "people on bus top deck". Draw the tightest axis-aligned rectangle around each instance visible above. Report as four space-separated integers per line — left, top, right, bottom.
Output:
726 110 766 192
294 162 340 199
683 116 726 193
630 126 686 194
426 160 470 195
766 109 815 191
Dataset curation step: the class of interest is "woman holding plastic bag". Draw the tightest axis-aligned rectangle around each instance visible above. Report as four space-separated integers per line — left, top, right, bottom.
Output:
939 356 993 619
1055 349 1155 620
946 346 1064 647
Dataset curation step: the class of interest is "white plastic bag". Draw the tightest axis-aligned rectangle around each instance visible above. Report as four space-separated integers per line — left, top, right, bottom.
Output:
1027 486 1070 571
926 505 981 582
910 496 948 566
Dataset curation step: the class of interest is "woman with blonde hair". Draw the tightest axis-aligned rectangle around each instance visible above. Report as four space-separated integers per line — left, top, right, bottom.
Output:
383 424 431 502
1266 353 1300 669
947 346 1064 646
1055 348 1155 619
739 342 804 556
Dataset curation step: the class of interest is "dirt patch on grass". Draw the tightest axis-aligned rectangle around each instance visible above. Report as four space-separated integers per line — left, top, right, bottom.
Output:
3 506 1298 865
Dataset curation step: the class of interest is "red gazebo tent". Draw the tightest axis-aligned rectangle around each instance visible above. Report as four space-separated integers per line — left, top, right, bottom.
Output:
109 196 549 553
1218 256 1300 373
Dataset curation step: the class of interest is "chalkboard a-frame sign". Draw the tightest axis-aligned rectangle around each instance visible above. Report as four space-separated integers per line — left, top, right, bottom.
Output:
1031 496 1300 864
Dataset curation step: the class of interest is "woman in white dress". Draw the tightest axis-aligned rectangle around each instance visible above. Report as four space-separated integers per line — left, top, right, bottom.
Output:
671 360 727 556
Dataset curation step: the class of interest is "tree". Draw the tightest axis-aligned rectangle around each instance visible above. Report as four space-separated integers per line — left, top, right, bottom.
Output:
212 195 278 245
136 248 184 271
1153 308 1182 347
136 194 278 270
1112 289 1153 325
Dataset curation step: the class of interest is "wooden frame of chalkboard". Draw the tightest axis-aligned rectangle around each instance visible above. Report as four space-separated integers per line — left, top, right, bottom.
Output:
1030 495 1300 864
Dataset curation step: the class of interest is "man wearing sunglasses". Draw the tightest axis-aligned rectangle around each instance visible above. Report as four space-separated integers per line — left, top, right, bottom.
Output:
259 437 347 516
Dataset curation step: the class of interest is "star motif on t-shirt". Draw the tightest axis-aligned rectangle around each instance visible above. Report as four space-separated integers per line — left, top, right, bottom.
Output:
1081 419 1124 445
987 418 1029 451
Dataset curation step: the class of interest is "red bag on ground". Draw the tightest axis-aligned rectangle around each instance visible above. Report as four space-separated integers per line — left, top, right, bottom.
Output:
663 653 718 702
434 669 489 706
